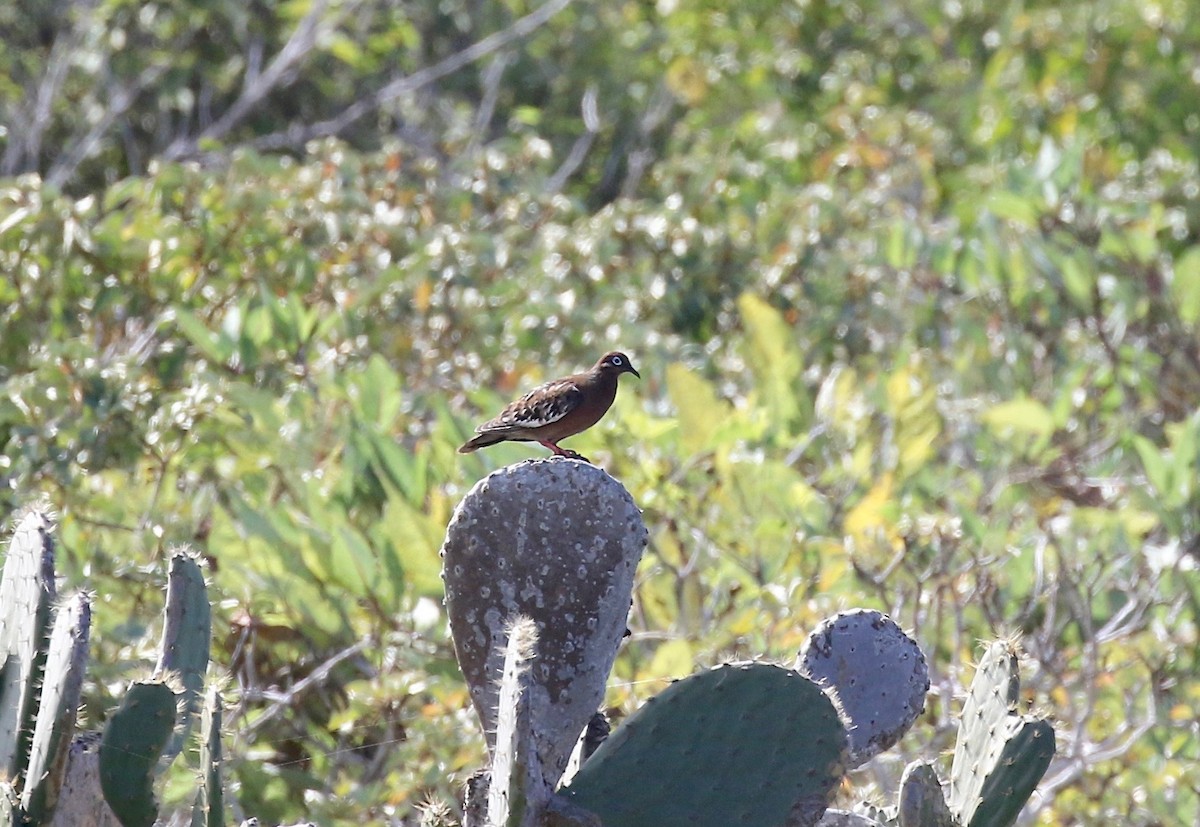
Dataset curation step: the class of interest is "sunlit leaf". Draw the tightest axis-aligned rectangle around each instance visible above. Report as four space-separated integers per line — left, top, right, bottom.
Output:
647 638 693 682
988 192 1039 228
738 293 806 437
666 363 727 453
981 398 1055 438
886 358 941 479
843 473 897 548
1174 248 1200 326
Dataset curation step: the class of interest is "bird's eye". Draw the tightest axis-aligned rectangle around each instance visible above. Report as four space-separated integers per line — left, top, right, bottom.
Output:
611 355 623 365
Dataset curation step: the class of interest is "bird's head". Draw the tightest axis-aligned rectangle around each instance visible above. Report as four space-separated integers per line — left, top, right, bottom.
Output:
596 351 640 378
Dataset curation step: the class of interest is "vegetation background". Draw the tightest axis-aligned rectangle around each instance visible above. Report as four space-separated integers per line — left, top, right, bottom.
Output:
2 0 1199 822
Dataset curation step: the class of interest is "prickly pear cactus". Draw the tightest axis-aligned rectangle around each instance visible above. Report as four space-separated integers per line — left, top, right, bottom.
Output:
560 662 848 827
487 616 541 827
192 684 225 827
948 640 1055 827
850 802 896 826
100 680 179 827
817 811 886 827
896 761 954 827
156 549 212 768
797 609 929 768
47 732 120 827
0 506 58 778
21 591 92 822
441 459 647 788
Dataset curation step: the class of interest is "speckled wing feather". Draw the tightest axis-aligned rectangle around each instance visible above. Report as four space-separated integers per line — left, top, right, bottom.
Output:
477 378 584 435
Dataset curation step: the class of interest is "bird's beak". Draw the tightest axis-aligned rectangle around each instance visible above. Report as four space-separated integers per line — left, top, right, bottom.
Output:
628 365 641 378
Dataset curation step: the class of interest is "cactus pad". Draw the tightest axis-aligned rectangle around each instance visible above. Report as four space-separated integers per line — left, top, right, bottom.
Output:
21 591 92 822
896 761 954 827
100 681 178 827
155 549 212 768
0 506 58 777
487 616 541 827
561 662 848 827
816 811 887 827
441 459 647 787
46 732 121 827
192 684 224 827
797 609 929 767
949 640 1055 827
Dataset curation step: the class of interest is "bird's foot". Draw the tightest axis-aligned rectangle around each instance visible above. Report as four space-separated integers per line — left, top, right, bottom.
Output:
539 441 590 462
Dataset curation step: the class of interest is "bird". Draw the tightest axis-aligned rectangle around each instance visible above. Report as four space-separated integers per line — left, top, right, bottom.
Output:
458 351 640 460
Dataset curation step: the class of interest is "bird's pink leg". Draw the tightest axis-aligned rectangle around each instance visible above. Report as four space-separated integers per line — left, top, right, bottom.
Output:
539 440 587 461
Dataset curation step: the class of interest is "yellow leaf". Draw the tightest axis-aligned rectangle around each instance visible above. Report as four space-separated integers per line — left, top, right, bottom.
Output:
414 280 433 313
816 545 849 592
637 573 678 631
886 358 941 479
844 473 896 545
1169 703 1195 723
665 57 708 105
738 293 806 434
667 363 729 453
647 638 694 682
981 397 1055 438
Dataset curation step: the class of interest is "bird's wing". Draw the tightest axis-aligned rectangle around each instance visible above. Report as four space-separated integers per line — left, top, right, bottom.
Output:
477 378 584 433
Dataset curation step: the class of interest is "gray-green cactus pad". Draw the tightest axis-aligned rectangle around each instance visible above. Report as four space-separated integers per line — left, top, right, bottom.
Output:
797 609 929 767
949 640 1055 827
22 591 92 821
0 506 58 778
897 761 954 827
441 459 647 787
561 662 848 827
155 549 211 769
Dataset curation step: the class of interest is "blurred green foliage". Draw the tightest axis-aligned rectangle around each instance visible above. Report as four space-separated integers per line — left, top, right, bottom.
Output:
2 0 1200 822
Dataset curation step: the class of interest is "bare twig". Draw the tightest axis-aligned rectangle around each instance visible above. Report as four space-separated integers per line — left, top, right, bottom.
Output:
48 62 170 187
2 0 103 176
545 84 600 194
251 0 576 152
467 52 514 157
1036 681 1157 800
164 0 344 160
236 637 371 736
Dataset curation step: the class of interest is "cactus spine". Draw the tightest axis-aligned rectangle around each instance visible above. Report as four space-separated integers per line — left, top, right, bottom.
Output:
156 550 212 769
486 616 541 827
0 507 58 779
192 684 225 827
20 591 92 822
948 640 1055 827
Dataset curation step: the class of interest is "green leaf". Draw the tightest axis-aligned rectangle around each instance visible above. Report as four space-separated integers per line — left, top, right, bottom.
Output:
174 309 233 365
666 363 727 453
987 192 1039 228
1173 248 1200 326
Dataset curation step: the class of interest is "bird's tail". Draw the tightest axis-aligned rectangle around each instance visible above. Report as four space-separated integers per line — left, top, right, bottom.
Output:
458 432 505 453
